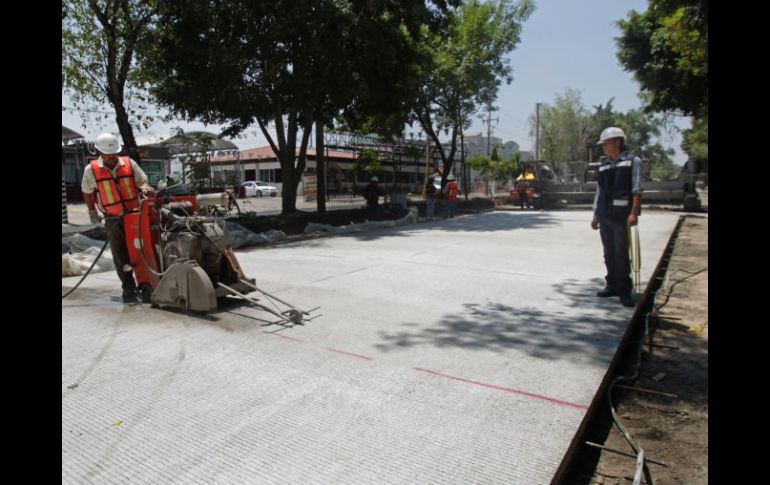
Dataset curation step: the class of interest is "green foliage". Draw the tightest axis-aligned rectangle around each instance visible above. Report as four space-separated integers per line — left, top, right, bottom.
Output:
615 0 707 117
176 132 217 192
412 0 534 184
497 151 521 180
62 0 158 158
184 159 213 193
529 88 594 169
142 0 455 214
351 148 383 176
594 102 676 179
681 114 708 161
530 88 677 178
467 149 519 182
490 145 500 162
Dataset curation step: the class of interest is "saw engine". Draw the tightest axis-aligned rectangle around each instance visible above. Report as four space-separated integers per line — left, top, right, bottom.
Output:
123 193 316 323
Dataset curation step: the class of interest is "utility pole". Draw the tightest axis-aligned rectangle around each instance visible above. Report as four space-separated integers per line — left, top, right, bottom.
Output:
236 149 241 186
481 105 499 196
483 106 499 156
535 102 541 160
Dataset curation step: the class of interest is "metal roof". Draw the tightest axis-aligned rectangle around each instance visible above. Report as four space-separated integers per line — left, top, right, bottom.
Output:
152 131 238 155
62 126 85 142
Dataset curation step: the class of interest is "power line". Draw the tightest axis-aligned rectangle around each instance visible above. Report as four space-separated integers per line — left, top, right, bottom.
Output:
497 109 531 129
62 105 169 118
62 105 115 114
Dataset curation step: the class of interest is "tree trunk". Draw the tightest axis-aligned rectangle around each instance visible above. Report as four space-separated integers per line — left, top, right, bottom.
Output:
279 150 298 214
461 130 469 201
281 177 298 214
316 123 326 213
112 98 141 163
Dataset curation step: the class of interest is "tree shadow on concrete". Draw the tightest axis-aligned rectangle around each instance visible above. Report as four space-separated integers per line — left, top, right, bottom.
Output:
374 278 634 366
548 277 644 309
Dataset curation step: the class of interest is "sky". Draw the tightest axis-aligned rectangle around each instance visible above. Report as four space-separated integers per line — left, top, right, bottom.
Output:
61 0 691 164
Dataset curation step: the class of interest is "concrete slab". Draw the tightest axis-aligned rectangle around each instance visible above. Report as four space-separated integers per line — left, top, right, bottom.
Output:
62 210 680 484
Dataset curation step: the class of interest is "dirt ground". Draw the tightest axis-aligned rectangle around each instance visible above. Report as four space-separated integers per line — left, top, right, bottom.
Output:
581 214 708 485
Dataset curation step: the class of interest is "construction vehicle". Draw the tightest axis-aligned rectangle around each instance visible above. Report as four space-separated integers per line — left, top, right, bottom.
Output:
123 187 317 324
510 160 703 210
508 163 558 210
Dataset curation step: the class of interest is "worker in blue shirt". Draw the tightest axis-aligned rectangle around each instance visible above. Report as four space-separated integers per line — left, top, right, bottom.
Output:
591 127 643 308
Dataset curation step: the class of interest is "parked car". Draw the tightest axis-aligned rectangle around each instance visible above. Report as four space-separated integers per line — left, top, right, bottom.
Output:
254 181 278 197
240 181 278 197
240 181 257 197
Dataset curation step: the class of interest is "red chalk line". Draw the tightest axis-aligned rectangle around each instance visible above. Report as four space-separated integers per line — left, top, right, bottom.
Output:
414 367 589 410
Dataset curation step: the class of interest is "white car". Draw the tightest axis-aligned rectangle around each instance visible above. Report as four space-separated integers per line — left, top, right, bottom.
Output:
241 181 278 197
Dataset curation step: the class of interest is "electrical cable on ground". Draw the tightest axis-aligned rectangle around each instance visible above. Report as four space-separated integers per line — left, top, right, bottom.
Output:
62 217 122 299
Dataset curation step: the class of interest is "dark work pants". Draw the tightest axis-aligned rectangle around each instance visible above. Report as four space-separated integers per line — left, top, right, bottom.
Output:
444 199 456 218
598 216 632 297
518 190 530 208
367 201 379 219
104 217 136 290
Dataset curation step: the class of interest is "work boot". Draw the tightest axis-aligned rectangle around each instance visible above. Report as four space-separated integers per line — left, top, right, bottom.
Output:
620 295 635 307
596 287 618 297
122 287 138 303
122 271 138 303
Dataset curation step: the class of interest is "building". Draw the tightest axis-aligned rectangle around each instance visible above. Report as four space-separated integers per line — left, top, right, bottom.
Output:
61 126 171 202
209 145 426 195
143 130 238 184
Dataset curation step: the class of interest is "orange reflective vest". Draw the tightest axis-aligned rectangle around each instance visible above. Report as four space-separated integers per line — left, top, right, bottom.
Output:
446 181 458 201
90 157 139 216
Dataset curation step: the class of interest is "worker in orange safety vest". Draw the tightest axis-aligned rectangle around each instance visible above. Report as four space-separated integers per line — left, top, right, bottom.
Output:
81 133 155 303
443 173 459 219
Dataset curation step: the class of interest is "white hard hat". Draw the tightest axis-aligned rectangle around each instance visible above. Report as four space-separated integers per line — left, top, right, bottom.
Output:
371 176 379 182
447 174 455 181
597 127 626 145
95 133 122 154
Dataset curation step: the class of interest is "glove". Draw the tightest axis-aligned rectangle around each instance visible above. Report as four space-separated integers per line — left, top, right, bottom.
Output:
89 210 102 225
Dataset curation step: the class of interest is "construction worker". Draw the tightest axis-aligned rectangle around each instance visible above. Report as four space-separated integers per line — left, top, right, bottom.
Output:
424 175 437 221
516 177 531 209
591 127 643 308
364 176 381 219
443 174 458 219
81 133 155 303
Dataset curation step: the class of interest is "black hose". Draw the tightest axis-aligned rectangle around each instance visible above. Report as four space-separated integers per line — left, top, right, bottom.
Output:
607 312 655 485
61 217 122 299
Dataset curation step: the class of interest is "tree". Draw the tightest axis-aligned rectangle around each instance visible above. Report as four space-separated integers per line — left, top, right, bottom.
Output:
143 0 455 215
532 89 677 180
528 88 594 174
412 0 534 190
466 154 493 189
681 114 707 161
351 148 384 183
173 132 217 193
62 0 158 163
616 0 707 165
616 0 707 117
467 146 519 192
590 100 676 179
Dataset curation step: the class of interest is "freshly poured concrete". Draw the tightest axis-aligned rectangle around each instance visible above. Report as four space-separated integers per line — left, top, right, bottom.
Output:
62 210 679 484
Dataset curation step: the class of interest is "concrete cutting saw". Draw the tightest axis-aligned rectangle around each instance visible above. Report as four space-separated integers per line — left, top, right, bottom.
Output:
124 191 318 325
